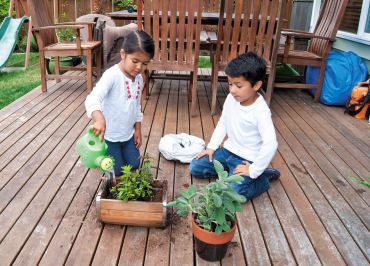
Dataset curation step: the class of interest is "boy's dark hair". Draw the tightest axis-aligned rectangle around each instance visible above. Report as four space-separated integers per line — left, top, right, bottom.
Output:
225 52 266 87
107 30 155 62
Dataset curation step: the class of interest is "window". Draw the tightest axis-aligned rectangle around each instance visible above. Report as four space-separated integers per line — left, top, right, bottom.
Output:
338 0 370 44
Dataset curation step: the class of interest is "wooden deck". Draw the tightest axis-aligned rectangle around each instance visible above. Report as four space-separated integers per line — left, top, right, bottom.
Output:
0 70 369 265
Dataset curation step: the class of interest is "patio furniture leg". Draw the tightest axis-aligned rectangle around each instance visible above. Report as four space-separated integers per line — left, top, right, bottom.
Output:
210 61 219 115
188 71 194 102
143 69 149 99
314 62 326 102
191 70 198 117
86 50 93 91
265 75 275 106
54 56 61 83
39 51 47 92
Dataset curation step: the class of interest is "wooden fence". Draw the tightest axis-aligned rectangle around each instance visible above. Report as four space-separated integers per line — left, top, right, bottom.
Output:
51 0 116 21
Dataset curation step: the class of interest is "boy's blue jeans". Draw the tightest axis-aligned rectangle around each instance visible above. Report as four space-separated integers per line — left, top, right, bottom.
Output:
106 136 140 176
189 147 270 200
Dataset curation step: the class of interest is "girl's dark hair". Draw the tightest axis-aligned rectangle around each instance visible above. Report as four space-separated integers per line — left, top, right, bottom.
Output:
225 52 267 88
107 30 155 62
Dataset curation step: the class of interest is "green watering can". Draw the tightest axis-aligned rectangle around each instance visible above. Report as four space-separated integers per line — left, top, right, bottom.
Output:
76 126 115 173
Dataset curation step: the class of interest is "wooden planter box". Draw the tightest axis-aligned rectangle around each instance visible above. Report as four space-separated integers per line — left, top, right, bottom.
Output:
96 179 168 227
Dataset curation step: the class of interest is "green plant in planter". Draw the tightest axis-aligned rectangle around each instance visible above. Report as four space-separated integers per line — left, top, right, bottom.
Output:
55 13 75 43
110 154 154 202
168 160 247 234
114 0 137 11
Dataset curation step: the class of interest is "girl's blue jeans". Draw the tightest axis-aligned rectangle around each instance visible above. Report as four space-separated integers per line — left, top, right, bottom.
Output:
106 136 140 176
189 147 270 200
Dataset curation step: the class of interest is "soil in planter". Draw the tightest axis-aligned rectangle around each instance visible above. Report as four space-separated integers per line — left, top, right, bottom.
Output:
195 237 230 262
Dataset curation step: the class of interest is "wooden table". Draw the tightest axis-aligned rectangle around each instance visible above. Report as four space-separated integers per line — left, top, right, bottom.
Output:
106 10 221 25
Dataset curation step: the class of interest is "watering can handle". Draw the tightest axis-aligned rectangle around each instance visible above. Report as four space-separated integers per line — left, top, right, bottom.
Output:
87 125 95 135
87 125 101 142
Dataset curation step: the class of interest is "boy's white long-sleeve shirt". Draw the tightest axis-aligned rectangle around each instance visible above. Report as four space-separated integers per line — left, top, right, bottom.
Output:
207 94 278 179
85 64 143 142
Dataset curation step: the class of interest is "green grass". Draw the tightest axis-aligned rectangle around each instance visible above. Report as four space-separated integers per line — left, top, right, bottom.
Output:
198 56 211 68
0 52 41 109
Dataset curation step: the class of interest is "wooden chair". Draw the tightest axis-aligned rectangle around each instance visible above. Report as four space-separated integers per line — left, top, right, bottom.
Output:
210 0 286 114
269 0 349 103
27 0 102 92
137 0 203 116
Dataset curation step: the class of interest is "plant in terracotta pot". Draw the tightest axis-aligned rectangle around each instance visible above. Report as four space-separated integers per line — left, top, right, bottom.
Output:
167 160 247 261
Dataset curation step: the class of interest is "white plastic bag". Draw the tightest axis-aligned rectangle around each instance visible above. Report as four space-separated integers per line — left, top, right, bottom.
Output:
159 133 205 163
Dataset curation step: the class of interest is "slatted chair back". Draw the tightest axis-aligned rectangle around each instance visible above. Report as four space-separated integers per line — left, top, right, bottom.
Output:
137 0 203 116
27 0 57 46
309 0 348 57
137 0 202 70
210 0 285 114
216 0 285 71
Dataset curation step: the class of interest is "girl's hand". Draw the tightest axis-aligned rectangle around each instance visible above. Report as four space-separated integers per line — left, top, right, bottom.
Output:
134 124 142 148
195 148 215 161
91 111 106 142
234 161 250 176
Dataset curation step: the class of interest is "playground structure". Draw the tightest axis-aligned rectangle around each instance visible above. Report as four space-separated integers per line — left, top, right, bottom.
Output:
0 0 31 71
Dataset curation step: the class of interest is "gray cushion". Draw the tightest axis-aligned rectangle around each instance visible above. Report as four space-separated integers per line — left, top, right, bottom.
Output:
103 23 138 69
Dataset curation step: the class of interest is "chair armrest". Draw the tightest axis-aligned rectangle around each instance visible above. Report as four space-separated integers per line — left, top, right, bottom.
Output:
32 25 84 31
281 29 335 42
55 21 95 25
32 25 83 53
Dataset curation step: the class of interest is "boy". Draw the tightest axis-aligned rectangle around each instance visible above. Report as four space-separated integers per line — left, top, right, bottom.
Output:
189 52 280 199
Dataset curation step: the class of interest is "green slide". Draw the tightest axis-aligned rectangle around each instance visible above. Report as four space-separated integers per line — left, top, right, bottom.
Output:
0 16 30 69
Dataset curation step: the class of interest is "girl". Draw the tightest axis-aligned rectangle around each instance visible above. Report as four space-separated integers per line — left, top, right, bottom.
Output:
85 30 155 176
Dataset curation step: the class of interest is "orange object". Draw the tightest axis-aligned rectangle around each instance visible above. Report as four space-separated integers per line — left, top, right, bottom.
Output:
345 79 370 119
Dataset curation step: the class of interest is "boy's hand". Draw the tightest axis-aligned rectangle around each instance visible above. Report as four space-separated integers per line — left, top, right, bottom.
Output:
91 111 106 142
234 161 250 176
134 122 142 148
195 148 215 162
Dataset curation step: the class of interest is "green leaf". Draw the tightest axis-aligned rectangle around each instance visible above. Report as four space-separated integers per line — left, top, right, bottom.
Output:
215 226 223 235
219 171 228 181
221 222 231 232
214 208 225 225
188 185 197 198
225 191 246 203
212 194 222 207
213 160 224 174
234 204 243 212
225 175 244 184
177 209 189 217
223 198 236 213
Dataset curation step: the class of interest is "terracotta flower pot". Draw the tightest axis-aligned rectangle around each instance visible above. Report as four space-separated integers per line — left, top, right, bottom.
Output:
192 217 237 261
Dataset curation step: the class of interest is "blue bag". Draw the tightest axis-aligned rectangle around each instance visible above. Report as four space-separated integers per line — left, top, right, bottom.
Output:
306 51 368 106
